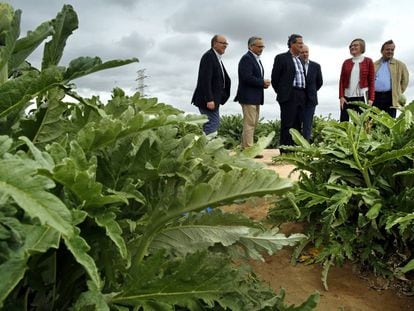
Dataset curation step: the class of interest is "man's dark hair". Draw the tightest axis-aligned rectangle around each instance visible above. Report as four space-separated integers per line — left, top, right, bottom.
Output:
381 39 394 52
287 34 302 48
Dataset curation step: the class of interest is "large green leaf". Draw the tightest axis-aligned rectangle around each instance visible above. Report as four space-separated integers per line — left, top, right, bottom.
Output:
112 251 283 311
94 211 128 260
370 146 414 166
0 9 20 82
52 140 128 208
64 56 139 82
42 4 78 69
63 228 101 289
29 87 74 145
0 224 60 307
240 131 274 158
151 225 305 261
0 66 64 118
9 21 54 73
0 158 73 236
183 169 292 213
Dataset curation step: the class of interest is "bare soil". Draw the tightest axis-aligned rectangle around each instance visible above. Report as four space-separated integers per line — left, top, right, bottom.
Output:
222 149 414 311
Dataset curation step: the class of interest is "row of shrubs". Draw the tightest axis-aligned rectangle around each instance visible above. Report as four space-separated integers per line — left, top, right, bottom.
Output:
218 114 333 149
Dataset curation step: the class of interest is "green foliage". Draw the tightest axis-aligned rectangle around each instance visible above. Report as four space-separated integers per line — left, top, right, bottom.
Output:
269 104 414 289
0 4 318 310
311 114 335 144
218 114 281 149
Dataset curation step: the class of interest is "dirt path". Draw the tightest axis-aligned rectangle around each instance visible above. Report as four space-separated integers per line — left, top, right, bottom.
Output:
224 149 414 311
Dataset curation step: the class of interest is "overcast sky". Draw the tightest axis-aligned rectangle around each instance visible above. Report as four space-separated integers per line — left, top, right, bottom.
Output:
8 0 414 120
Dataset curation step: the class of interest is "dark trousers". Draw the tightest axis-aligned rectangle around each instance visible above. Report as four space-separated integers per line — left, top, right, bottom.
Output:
340 96 365 122
373 91 395 118
301 104 316 141
279 88 306 152
198 107 220 135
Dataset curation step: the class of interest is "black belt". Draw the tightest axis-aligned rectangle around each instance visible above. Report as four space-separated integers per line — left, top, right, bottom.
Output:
375 91 391 94
293 86 305 91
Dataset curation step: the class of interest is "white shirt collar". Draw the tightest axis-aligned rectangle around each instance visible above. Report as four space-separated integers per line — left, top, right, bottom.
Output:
213 48 222 60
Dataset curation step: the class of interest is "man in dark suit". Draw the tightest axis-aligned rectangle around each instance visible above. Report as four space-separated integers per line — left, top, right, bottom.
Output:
192 34 231 135
234 36 270 152
300 44 323 141
271 34 306 153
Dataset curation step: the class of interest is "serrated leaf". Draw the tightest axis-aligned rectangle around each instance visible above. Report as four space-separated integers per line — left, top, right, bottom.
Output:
64 57 138 82
151 225 305 261
63 228 101 289
95 212 128 260
184 169 293 213
0 9 20 79
0 158 73 235
0 67 64 118
42 4 78 69
112 251 280 311
0 224 60 307
241 131 274 158
9 21 54 73
290 128 311 148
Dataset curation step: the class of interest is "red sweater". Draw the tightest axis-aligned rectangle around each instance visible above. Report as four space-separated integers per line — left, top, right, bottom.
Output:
339 57 375 101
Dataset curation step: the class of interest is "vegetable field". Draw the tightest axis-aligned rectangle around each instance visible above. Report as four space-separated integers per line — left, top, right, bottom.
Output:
2 3 414 311
0 4 318 310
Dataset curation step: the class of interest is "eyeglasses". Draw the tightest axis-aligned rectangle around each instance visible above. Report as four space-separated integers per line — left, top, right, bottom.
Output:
216 41 228 46
349 44 360 48
254 45 265 48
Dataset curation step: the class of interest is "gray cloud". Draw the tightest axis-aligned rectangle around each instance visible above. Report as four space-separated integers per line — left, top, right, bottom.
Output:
7 0 414 120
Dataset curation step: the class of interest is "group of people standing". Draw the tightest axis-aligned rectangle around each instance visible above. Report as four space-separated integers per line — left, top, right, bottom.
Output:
191 34 409 154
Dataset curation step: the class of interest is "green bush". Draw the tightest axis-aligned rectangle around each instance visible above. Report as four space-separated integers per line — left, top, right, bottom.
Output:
269 104 414 290
218 114 281 149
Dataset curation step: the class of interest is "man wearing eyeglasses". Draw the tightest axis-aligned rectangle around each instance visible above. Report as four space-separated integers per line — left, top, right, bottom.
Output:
192 34 231 135
271 34 306 153
234 37 270 155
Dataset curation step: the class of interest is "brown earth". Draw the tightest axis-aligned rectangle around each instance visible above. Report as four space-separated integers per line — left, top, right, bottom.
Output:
222 149 414 311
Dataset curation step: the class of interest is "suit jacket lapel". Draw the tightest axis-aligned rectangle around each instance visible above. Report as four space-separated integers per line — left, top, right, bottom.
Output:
248 51 263 77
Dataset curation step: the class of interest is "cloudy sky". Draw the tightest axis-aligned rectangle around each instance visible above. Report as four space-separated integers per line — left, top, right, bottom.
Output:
8 0 414 120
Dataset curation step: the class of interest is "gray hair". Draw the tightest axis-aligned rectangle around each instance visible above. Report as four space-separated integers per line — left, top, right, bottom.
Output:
248 36 262 47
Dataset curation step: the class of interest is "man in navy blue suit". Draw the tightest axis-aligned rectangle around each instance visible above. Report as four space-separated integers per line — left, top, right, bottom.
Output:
234 37 270 154
300 44 323 141
192 34 231 135
271 34 306 153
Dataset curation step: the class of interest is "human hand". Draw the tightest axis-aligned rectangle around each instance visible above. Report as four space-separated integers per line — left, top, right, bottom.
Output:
368 100 373 106
206 101 215 110
340 97 346 110
264 79 271 89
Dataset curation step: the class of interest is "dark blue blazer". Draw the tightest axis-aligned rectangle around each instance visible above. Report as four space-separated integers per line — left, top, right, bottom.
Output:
192 49 231 110
234 51 265 105
305 60 323 106
271 51 298 104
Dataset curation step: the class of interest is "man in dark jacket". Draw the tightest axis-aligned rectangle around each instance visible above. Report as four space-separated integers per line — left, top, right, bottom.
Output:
192 34 231 135
300 44 323 141
234 36 270 152
271 34 306 152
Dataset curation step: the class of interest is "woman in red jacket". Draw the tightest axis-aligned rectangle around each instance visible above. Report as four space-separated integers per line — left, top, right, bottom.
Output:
339 38 375 121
